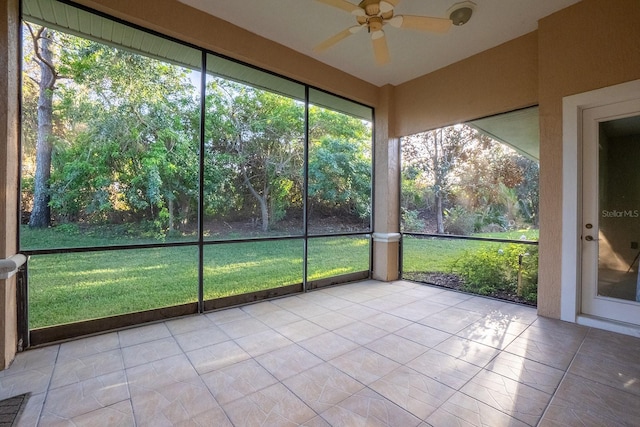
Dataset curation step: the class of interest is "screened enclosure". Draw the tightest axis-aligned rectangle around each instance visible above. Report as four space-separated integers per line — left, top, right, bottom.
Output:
20 0 373 345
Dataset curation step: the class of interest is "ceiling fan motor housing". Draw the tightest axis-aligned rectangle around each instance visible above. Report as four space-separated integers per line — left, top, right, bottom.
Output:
357 0 394 32
368 16 384 32
358 0 382 16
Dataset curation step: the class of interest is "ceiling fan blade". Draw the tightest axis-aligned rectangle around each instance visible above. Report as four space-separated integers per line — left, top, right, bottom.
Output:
314 26 362 52
380 0 400 10
380 0 400 13
315 0 364 15
389 15 453 33
371 31 390 65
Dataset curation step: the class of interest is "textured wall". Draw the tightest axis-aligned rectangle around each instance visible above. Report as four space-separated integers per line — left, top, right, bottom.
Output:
537 0 640 317
394 31 538 137
0 0 20 368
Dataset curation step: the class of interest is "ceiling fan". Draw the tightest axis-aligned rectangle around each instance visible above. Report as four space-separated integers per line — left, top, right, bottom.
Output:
314 0 454 65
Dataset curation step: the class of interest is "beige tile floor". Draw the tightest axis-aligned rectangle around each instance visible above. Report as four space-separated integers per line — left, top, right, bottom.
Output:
1 279 640 426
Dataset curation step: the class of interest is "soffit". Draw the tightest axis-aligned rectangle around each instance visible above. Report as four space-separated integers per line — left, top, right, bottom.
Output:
470 107 540 161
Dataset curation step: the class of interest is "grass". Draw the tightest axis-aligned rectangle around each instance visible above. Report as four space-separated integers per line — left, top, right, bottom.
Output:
27 234 370 329
20 224 197 250
402 230 538 274
402 232 539 305
24 225 536 329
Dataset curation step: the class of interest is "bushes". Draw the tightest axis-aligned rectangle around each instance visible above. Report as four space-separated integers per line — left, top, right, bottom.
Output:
401 208 425 232
453 243 538 303
444 206 475 235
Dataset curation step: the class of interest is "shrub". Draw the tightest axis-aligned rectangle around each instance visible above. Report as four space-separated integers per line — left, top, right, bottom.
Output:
474 205 508 233
444 206 475 235
401 208 425 232
55 223 80 235
454 245 510 295
453 243 538 301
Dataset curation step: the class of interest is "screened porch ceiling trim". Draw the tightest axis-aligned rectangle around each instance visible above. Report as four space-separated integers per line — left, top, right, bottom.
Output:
22 0 373 121
469 107 540 161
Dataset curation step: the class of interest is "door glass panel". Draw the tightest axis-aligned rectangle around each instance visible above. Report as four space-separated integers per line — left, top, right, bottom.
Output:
597 115 640 302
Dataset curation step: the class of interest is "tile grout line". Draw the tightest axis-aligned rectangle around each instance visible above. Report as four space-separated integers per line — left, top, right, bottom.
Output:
118 331 138 427
434 312 550 426
164 318 239 426
534 326 591 427
36 344 61 426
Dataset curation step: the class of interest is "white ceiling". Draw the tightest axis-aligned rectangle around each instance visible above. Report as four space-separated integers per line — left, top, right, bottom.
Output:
178 0 580 87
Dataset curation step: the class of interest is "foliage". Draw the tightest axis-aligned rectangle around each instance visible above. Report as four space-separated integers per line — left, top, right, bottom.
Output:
21 26 373 241
443 206 475 235
453 243 538 301
204 78 305 231
44 39 200 230
401 208 425 232
308 137 371 219
401 168 432 212
514 156 540 226
473 203 509 233
402 125 479 233
401 123 540 235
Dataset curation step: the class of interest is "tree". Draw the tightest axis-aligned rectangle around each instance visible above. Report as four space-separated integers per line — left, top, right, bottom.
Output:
205 79 304 231
514 156 540 226
402 124 540 234
47 38 200 230
26 25 61 228
402 125 477 233
21 26 373 236
308 137 371 220
307 105 372 223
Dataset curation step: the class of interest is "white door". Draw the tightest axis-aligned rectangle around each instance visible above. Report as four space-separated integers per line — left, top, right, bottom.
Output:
581 99 640 325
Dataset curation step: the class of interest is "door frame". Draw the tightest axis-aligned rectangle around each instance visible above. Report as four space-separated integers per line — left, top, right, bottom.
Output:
561 78 640 336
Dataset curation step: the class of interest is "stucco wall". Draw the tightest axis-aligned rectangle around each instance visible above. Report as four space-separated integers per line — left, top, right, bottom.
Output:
0 0 20 368
537 0 640 318
394 31 538 137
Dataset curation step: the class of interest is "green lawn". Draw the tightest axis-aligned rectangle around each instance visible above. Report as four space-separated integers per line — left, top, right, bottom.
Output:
20 224 197 250
27 234 370 329
25 226 536 329
402 230 538 274
402 232 539 304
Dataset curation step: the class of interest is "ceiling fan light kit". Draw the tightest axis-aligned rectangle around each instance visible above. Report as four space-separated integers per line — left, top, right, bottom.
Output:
315 0 468 65
447 1 475 26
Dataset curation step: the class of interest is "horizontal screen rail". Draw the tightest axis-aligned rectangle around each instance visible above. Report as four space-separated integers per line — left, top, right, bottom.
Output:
402 232 538 245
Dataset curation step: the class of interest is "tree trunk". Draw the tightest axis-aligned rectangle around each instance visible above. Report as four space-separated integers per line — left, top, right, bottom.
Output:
167 197 175 232
29 29 55 228
259 193 269 232
435 193 445 234
242 166 270 231
433 130 445 234
258 179 269 232
179 196 190 226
